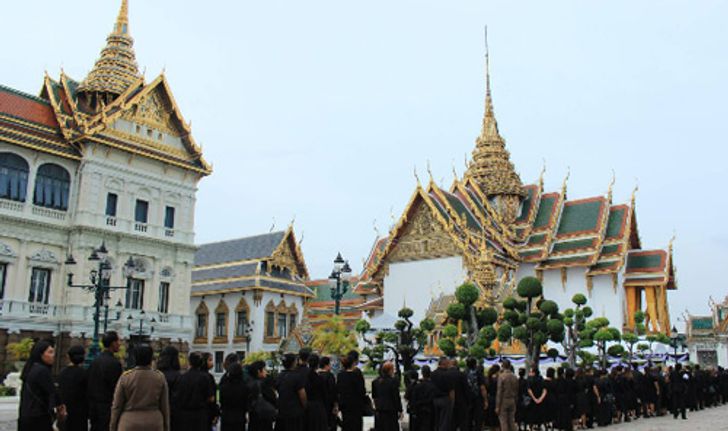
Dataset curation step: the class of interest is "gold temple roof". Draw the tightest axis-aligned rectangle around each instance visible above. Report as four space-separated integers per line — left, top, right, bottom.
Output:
77 0 142 96
465 44 524 198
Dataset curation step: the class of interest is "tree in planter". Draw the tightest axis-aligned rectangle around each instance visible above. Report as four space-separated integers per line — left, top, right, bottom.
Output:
501 277 565 368
562 293 595 367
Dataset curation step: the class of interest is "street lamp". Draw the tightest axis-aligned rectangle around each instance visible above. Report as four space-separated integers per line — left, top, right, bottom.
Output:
66 242 137 363
328 252 352 315
670 325 680 365
126 310 155 368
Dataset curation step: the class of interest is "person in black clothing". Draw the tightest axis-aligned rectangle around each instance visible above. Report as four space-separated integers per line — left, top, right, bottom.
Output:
248 361 277 431
220 362 249 431
318 357 337 431
276 353 307 431
18 340 65 431
485 365 500 430
515 368 527 431
58 345 87 431
173 352 216 431
670 363 688 420
448 360 469 431
336 354 366 431
156 345 181 429
410 365 437 431
431 357 454 431
594 370 613 427
404 370 420 431
305 354 329 431
199 352 220 429
465 358 487 431
372 361 402 431
87 331 122 431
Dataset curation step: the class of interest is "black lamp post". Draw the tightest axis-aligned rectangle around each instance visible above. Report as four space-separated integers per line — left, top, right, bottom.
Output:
670 325 680 364
127 309 156 338
66 242 137 363
328 252 352 315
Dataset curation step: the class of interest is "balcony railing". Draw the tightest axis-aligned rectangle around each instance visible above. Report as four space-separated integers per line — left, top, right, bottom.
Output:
165 229 175 237
106 216 117 226
134 222 148 233
32 206 67 220
0 199 24 212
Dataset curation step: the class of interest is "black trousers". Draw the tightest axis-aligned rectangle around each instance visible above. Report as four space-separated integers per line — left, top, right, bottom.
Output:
672 394 686 419
469 400 485 431
18 415 53 431
341 409 363 431
89 402 111 431
375 410 399 431
433 397 453 431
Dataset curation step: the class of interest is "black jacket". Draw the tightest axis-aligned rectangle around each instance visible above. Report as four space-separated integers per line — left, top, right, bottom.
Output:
337 369 366 413
372 375 402 413
19 362 60 419
86 351 122 405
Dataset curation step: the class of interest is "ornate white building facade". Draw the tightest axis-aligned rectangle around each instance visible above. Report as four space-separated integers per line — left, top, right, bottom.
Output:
0 0 210 371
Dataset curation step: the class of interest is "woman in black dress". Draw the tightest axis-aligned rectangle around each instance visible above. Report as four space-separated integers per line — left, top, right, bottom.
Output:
516 368 528 431
305 354 329 431
157 346 181 429
220 362 249 430
543 367 557 429
57 345 87 431
526 366 546 430
485 364 500 429
248 361 277 431
336 355 366 431
18 340 65 431
372 362 402 431
594 370 613 427
200 352 220 429
172 352 216 431
573 368 590 429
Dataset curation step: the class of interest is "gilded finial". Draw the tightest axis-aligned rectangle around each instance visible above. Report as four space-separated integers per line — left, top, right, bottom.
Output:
269 217 276 233
373 219 381 238
607 169 616 201
484 26 493 117
630 181 639 208
289 215 296 228
426 160 434 183
668 231 676 252
452 160 458 181
115 0 130 35
298 230 304 246
561 167 570 198
413 165 421 185
538 159 546 191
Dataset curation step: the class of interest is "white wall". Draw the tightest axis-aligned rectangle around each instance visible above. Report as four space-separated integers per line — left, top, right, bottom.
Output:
384 256 467 324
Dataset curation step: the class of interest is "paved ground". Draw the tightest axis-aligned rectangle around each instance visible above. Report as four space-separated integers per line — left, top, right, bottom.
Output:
0 396 727 431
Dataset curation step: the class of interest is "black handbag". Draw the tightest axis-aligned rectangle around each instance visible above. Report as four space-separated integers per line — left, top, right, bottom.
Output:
250 381 277 421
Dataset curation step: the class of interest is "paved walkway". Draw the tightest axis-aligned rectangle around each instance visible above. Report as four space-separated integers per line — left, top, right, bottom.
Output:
0 396 726 431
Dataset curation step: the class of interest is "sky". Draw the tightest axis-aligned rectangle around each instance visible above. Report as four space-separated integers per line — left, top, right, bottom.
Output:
2 1 727 323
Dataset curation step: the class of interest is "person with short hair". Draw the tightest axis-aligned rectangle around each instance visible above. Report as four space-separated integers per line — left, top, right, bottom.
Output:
87 331 123 431
58 345 88 431
172 352 216 431
495 359 519 431
18 340 65 431
220 362 249 431
317 356 337 431
110 344 170 431
431 357 454 431
156 345 181 429
372 361 402 431
336 353 366 431
248 360 277 431
276 352 307 431
410 365 437 431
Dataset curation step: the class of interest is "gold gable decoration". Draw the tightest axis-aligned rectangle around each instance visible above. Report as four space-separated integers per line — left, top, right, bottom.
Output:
121 88 180 137
388 201 460 263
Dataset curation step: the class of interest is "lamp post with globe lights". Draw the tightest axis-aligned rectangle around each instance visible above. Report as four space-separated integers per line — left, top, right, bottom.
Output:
65 242 138 363
328 252 353 315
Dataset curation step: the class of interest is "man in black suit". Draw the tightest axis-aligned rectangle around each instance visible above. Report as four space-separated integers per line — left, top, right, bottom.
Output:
87 331 123 431
431 357 454 431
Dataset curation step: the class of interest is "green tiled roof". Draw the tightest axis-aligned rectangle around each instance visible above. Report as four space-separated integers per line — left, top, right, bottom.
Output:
605 207 626 239
443 192 480 230
691 318 713 330
540 255 592 266
527 234 547 246
626 253 663 271
311 284 360 302
516 187 536 223
551 238 596 254
557 200 603 236
533 196 556 229
590 261 619 271
519 250 543 259
600 244 620 255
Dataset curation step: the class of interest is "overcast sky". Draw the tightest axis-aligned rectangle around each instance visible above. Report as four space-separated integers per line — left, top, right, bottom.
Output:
3 1 727 323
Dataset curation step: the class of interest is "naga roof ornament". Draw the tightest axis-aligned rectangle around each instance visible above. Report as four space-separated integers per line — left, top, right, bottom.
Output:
465 32 525 198
77 0 142 96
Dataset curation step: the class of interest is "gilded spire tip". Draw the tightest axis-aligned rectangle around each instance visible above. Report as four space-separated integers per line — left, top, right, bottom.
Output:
115 0 130 35
561 167 570 198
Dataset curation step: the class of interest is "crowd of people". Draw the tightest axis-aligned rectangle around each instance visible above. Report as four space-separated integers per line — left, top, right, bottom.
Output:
14 331 728 431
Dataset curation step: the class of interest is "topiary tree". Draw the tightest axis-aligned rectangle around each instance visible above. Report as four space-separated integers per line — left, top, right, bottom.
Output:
440 283 499 359
312 316 358 358
500 277 565 368
583 317 621 369
562 293 595 367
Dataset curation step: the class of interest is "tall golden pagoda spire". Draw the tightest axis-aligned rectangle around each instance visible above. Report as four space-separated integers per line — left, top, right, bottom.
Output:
465 28 524 224
77 0 141 101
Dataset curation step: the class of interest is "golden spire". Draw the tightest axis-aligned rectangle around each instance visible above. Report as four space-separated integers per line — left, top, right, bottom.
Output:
78 0 141 97
465 27 524 198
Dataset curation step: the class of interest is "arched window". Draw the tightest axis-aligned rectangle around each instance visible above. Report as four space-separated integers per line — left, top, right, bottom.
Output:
288 304 298 333
0 153 29 202
277 301 289 339
34 163 70 210
195 301 209 342
213 299 229 343
234 297 250 339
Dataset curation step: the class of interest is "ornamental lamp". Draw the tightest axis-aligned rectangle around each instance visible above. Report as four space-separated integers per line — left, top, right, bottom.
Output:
88 249 100 261
333 252 345 272
97 241 109 260
341 261 353 282
123 256 136 278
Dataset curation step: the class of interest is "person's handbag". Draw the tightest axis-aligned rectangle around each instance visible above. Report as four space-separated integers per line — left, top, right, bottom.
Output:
250 381 277 421
362 395 375 417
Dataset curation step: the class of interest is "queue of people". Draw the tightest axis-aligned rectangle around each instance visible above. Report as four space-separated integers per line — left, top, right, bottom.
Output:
16 332 728 431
